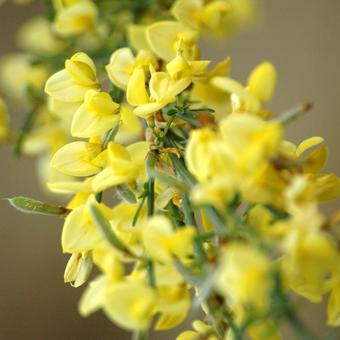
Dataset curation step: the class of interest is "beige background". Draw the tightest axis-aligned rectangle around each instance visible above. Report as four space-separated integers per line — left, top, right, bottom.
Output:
0 1 339 339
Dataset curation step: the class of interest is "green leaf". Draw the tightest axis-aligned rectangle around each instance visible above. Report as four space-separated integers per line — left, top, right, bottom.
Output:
8 196 69 217
102 121 121 149
87 200 129 253
150 169 188 192
277 103 312 125
116 184 137 204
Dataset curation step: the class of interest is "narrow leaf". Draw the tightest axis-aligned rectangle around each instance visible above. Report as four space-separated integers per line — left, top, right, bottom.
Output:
87 200 129 253
116 184 137 204
8 196 69 216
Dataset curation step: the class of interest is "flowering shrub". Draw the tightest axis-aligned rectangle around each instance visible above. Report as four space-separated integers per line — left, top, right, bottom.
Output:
1 1 340 339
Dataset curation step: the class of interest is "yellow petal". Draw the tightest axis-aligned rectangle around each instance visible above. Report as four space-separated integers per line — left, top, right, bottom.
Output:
171 0 201 30
127 24 151 52
133 102 164 118
296 136 324 157
143 215 173 263
62 205 102 253
79 275 107 317
303 146 328 174
146 21 199 61
48 179 92 194
115 104 143 144
65 55 97 87
45 69 89 102
71 90 120 138
54 1 97 36
103 281 157 331
51 141 102 177
212 76 260 112
106 48 135 90
127 67 149 106
247 62 277 102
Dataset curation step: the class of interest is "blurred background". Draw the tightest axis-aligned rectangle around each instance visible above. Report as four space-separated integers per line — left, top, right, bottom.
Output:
0 1 339 339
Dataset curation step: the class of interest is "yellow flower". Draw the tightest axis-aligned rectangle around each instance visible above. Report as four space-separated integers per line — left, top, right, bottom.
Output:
103 280 157 331
127 24 152 52
23 121 68 156
281 222 339 303
186 127 233 182
176 320 218 340
109 202 147 257
115 104 143 144
191 175 237 211
247 62 277 102
186 114 282 183
64 251 93 287
61 196 112 253
54 0 98 37
270 206 339 304
16 17 65 55
106 47 158 90
216 243 273 322
212 61 277 116
146 21 199 61
128 53 209 118
92 141 149 192
71 89 120 138
51 138 103 177
92 244 125 280
142 215 196 263
45 52 99 103
155 284 191 330
171 0 230 33
0 53 48 101
191 58 232 119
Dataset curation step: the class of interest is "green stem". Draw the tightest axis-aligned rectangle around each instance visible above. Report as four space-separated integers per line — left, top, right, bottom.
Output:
146 260 156 288
147 178 155 216
168 153 196 186
204 206 227 234
132 195 146 226
167 201 183 228
181 193 195 226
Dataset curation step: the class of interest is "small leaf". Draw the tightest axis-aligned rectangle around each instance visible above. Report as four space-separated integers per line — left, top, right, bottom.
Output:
151 169 188 191
8 196 69 216
116 184 137 204
87 199 129 254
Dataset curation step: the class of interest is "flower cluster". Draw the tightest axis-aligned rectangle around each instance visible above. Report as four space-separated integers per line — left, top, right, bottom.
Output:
2 1 340 339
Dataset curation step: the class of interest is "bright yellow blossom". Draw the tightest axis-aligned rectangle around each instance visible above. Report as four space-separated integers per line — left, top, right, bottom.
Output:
212 61 277 116
128 53 209 118
45 52 99 103
16 17 65 55
64 251 93 287
54 0 98 37
103 280 157 331
146 21 199 61
71 89 120 138
51 138 103 177
171 0 230 34
106 47 158 90
0 54 48 102
216 243 274 322
92 141 149 192
142 215 196 263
